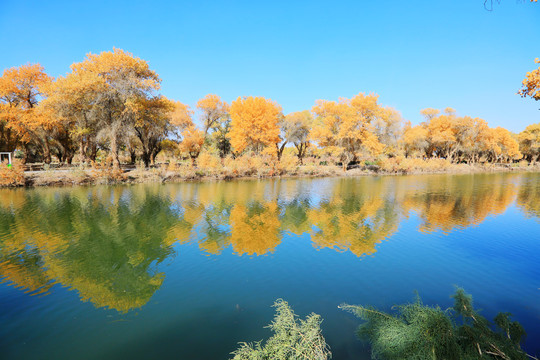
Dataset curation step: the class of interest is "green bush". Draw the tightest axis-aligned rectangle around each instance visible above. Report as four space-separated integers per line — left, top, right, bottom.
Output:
231 299 331 360
341 288 530 360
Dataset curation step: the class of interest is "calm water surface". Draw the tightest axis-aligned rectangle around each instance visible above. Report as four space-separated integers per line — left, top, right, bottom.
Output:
0 173 539 359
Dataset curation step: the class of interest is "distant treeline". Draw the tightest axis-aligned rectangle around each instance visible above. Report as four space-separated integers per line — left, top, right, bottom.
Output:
1 49 539 169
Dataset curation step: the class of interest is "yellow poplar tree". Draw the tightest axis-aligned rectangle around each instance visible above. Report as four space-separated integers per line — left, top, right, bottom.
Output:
229 96 282 154
311 93 385 170
69 48 161 169
196 94 229 136
519 58 540 101
0 64 55 161
518 123 540 162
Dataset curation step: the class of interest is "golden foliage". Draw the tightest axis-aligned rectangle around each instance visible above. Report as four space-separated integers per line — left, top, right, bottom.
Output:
229 96 282 154
0 63 55 154
518 123 540 162
196 94 229 135
519 58 540 101
170 101 194 133
179 126 205 163
311 93 386 169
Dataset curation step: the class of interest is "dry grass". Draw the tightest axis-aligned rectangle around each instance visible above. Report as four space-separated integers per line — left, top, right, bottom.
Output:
7 155 540 188
377 156 455 174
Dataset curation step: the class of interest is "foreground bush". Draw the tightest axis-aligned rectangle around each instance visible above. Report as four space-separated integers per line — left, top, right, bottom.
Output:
340 288 531 360
231 299 331 360
0 160 25 187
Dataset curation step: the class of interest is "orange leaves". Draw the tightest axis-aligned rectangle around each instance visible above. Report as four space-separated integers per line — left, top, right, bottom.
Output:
0 63 55 151
170 101 194 130
402 124 429 156
492 127 521 160
420 108 440 121
412 108 522 163
179 126 205 161
71 48 160 92
311 93 386 167
519 58 540 101
0 63 52 105
196 94 229 134
518 123 540 161
229 96 282 154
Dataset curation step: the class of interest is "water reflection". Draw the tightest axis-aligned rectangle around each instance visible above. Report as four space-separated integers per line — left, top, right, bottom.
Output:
0 173 538 312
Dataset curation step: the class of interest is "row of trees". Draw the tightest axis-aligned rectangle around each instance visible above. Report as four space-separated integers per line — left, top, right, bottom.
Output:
1 49 539 169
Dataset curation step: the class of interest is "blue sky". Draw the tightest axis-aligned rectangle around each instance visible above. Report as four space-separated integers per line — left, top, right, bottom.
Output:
0 0 538 132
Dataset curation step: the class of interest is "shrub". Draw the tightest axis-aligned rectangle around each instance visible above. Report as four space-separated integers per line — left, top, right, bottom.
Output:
341 288 530 360
231 299 331 360
377 157 452 174
89 160 125 183
197 151 222 175
276 152 299 175
0 160 25 187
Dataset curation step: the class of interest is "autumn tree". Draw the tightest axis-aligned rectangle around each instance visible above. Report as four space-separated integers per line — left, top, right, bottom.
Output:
402 122 429 158
280 110 312 163
42 70 104 163
68 48 161 169
169 101 194 141
229 96 282 154
132 96 175 167
425 112 458 160
519 58 540 103
453 116 491 163
419 107 440 121
373 106 403 156
169 100 205 165
196 94 229 137
0 64 55 162
518 123 540 162
490 127 521 162
179 126 205 165
311 93 385 170
196 94 231 156
211 116 232 158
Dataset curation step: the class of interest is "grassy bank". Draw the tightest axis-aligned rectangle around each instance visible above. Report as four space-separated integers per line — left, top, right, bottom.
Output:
2 156 539 188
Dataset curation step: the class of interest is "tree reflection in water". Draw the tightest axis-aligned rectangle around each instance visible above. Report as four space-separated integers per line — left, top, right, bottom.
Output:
0 173 537 312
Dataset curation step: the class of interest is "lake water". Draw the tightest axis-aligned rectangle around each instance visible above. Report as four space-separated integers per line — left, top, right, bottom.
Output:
0 173 539 359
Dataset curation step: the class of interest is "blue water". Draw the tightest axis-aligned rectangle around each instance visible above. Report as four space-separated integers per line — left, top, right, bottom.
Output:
0 172 539 359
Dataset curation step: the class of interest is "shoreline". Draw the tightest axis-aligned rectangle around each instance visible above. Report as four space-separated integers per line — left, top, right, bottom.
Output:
2 162 539 189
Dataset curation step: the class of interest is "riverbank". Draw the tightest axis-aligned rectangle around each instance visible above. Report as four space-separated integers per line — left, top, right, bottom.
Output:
2 159 539 188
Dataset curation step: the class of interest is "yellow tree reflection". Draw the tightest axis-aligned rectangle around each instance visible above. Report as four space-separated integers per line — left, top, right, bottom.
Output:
229 201 281 256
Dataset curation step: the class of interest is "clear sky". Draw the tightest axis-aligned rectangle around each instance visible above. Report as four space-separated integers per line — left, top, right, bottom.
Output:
0 0 538 132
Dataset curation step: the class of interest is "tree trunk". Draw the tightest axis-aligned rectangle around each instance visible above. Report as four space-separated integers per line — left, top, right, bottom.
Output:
79 137 87 164
110 129 120 169
130 151 137 165
23 143 30 164
142 151 151 168
276 142 287 161
151 147 160 166
295 142 306 164
88 143 96 162
42 137 52 164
